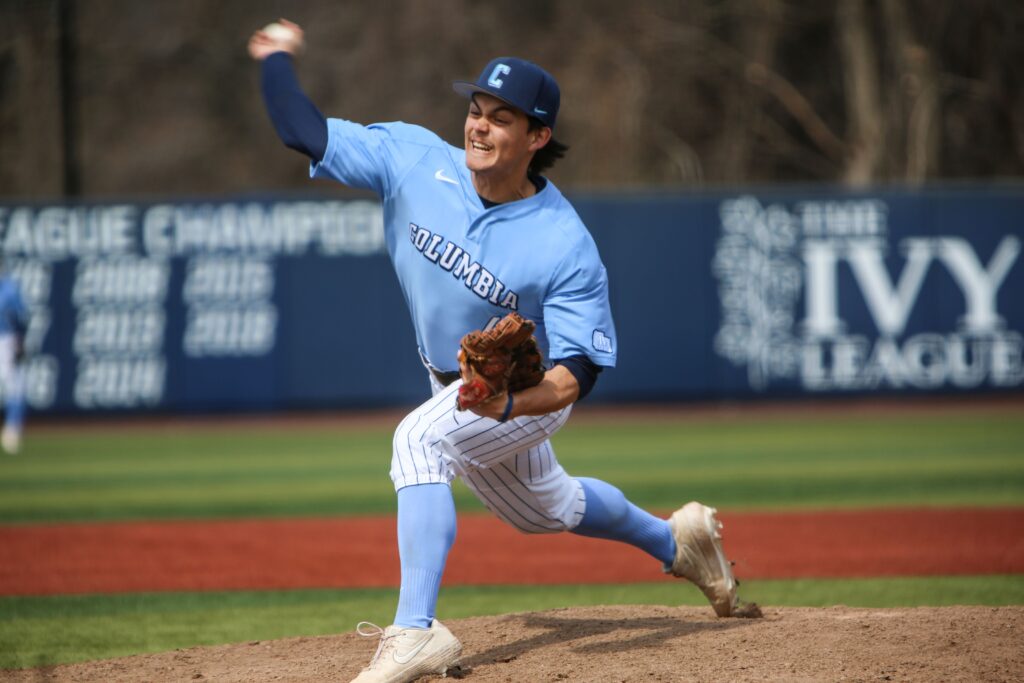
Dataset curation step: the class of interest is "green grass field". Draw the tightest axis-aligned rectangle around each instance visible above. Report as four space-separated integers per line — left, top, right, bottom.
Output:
1 406 1022 668
3 411 1022 523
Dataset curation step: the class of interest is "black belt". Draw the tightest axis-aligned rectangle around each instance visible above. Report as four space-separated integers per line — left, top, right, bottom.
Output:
420 348 461 386
431 367 461 387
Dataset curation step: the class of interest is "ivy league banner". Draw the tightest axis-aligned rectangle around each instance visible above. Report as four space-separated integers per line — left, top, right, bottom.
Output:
0 185 1021 413
573 185 1023 400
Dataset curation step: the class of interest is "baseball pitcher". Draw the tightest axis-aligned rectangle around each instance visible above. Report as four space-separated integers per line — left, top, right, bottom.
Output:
249 19 759 683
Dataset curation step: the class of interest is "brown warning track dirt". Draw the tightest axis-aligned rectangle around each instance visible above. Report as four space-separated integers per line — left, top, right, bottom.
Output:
2 508 1022 596
3 605 1021 682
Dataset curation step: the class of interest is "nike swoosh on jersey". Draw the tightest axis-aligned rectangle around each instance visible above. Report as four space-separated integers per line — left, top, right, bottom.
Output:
434 169 459 185
392 632 435 664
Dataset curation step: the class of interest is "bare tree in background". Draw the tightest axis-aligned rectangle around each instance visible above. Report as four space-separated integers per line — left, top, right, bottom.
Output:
1 0 1020 197
837 0 884 185
883 0 941 184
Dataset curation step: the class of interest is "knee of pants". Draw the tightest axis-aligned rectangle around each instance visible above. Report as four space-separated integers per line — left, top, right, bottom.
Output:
390 415 452 490
503 513 575 535
464 466 585 535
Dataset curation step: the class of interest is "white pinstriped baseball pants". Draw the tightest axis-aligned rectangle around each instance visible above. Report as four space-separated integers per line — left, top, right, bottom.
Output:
390 373 586 533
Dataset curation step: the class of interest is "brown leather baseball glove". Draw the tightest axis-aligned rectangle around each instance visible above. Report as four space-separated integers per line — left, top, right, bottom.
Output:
456 312 546 411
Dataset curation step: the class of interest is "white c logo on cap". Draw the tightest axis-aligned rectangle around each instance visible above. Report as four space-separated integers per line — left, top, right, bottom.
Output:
487 63 511 89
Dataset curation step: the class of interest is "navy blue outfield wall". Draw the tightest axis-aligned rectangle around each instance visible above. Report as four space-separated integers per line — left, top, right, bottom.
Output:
0 185 1021 414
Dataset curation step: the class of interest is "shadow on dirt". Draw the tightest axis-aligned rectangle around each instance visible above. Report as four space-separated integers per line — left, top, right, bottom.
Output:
463 611 756 669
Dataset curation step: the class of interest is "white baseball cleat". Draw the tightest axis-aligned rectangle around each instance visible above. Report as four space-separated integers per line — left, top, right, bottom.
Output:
665 501 750 617
1 427 21 455
350 619 462 683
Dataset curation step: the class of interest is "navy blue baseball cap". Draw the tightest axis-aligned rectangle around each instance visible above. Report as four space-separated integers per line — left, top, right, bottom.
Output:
453 57 560 129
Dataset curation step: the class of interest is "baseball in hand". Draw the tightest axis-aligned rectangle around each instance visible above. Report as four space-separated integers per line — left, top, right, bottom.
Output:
263 22 298 43
248 19 303 60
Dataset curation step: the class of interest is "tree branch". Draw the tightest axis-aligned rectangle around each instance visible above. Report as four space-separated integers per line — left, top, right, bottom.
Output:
745 62 849 164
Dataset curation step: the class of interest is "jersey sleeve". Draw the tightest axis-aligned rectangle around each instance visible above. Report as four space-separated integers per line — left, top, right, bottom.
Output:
543 238 618 367
260 52 328 160
309 120 433 199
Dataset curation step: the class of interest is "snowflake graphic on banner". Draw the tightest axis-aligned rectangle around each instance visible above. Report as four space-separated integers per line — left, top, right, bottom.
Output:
712 195 1023 392
712 196 803 390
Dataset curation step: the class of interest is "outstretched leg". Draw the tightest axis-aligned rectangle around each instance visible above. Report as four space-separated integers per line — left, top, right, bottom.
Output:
570 476 753 617
570 477 676 567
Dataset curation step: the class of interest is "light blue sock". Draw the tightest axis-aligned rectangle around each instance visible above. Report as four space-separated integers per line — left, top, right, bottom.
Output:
5 393 25 432
571 477 676 566
393 483 456 629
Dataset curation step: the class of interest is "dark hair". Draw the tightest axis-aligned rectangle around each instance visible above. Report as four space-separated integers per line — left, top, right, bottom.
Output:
527 117 568 176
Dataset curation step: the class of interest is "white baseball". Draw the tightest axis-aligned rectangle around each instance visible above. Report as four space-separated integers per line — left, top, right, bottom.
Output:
262 22 298 44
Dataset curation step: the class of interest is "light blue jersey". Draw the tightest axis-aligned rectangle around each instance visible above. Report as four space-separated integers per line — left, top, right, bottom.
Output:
312 120 617 373
0 276 28 336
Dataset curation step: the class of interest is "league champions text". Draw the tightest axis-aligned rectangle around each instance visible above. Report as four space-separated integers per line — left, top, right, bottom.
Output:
0 201 385 411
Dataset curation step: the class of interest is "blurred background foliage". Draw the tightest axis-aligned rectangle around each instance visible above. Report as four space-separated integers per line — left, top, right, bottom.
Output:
2 0 1022 199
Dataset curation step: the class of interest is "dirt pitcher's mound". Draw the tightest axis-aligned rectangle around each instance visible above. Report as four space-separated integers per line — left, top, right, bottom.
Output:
6 605 1023 683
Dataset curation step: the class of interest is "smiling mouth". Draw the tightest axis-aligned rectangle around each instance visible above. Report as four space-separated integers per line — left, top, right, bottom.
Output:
470 140 493 153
